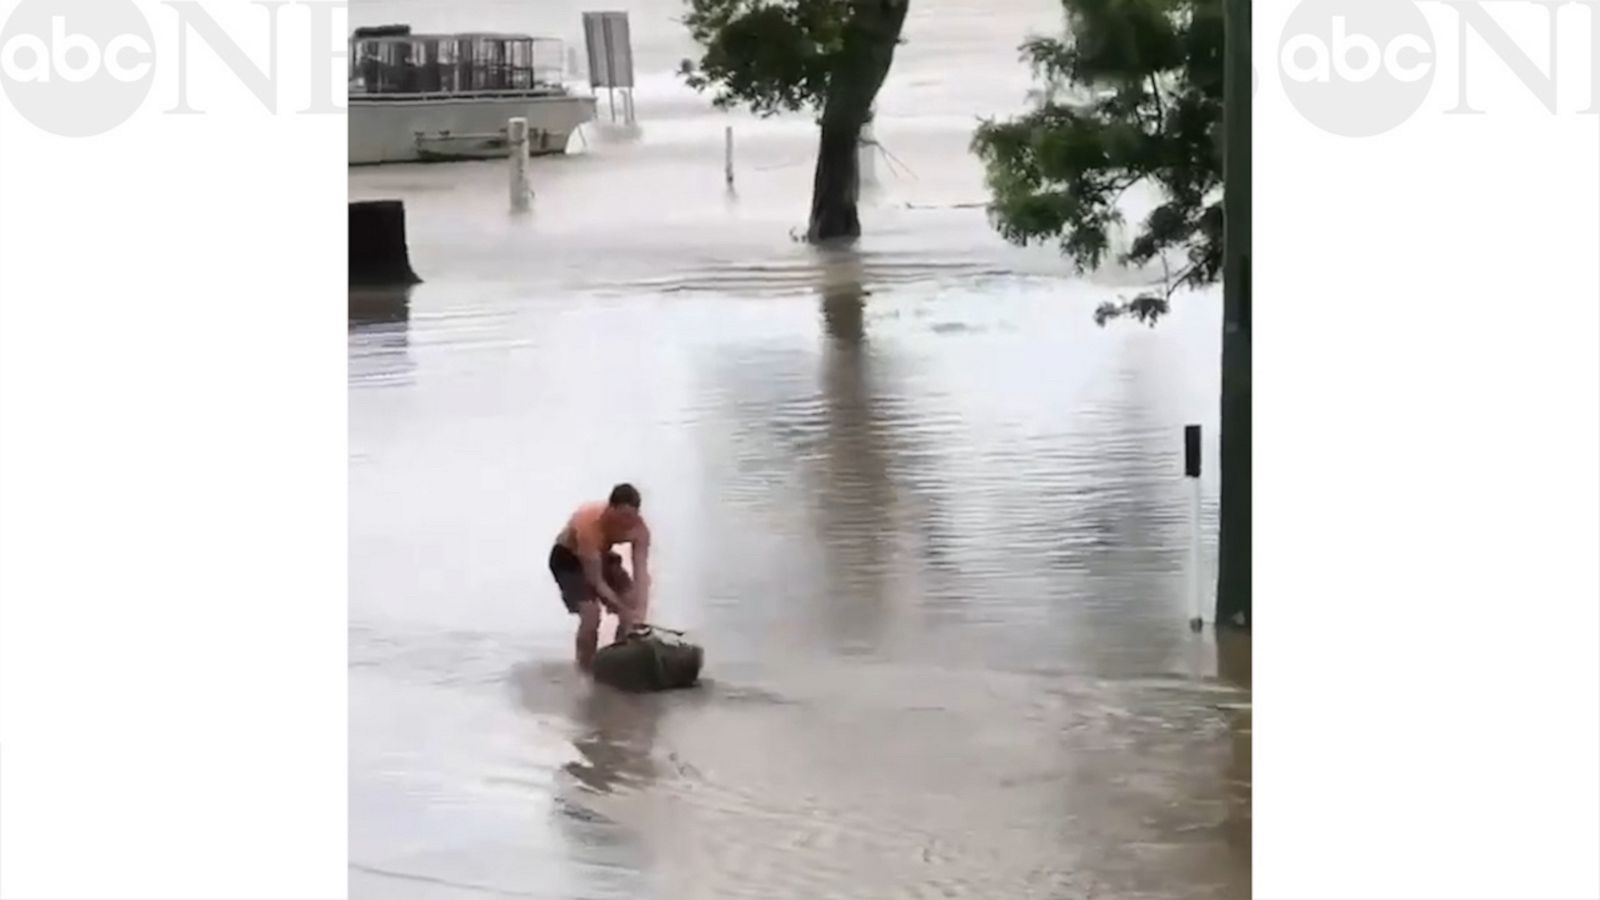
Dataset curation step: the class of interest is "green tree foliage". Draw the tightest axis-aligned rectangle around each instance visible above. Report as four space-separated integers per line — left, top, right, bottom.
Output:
977 0 1249 630
681 0 910 242
972 0 1223 323
681 0 850 114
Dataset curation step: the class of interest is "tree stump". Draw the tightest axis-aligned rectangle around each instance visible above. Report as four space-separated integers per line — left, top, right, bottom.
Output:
349 200 421 287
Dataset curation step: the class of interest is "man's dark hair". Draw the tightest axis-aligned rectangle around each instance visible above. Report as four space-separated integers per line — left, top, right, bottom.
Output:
608 482 642 509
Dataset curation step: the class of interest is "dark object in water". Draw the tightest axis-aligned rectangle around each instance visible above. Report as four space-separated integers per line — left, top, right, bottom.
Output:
349 200 422 288
591 626 704 692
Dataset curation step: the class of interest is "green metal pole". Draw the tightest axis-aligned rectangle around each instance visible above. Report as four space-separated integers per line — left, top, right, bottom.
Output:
1217 0 1252 629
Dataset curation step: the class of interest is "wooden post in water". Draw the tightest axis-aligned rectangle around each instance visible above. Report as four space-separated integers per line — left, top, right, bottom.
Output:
1185 424 1204 631
508 117 532 213
348 200 421 287
1217 0 1252 629
349 199 420 323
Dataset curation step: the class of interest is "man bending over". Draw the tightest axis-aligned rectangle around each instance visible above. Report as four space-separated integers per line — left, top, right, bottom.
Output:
547 483 652 671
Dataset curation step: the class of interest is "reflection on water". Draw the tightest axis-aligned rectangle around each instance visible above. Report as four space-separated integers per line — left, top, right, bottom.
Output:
563 686 664 795
350 285 413 327
348 0 1245 896
1217 628 1253 877
348 293 414 393
814 261 896 654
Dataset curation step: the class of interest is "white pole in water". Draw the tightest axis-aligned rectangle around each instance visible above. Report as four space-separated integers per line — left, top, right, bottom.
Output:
1185 424 1204 631
724 125 735 188
508 117 531 213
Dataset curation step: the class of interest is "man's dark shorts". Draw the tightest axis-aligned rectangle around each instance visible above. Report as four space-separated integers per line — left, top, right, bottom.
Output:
548 543 633 614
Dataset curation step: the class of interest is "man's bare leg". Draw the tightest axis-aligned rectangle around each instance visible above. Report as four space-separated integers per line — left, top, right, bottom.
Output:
575 599 602 671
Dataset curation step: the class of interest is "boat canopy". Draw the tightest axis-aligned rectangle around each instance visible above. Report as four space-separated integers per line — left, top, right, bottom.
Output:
350 31 566 94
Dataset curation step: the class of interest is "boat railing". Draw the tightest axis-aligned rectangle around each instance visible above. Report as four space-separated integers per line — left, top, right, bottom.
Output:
349 33 570 96
350 87 580 102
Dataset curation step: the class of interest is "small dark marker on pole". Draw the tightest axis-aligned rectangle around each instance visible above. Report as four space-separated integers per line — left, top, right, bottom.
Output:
1184 424 1202 479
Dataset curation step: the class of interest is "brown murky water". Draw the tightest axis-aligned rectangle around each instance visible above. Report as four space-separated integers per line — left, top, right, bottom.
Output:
349 0 1250 896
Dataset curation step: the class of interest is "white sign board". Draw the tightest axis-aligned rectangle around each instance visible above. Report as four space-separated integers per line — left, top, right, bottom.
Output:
582 11 635 89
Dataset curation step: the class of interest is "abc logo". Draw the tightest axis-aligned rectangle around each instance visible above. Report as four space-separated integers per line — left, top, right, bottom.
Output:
0 0 156 137
1279 0 1436 137
1282 17 1433 84
2 17 153 84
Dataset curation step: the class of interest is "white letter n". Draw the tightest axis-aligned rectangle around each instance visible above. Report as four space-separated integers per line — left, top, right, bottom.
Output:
1444 0 1561 115
163 0 285 114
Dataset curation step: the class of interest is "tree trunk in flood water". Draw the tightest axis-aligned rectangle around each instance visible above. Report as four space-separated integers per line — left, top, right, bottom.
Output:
806 0 909 244
809 119 866 242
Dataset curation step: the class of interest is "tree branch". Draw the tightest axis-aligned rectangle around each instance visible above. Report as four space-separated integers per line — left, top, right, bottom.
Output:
1109 174 1143 208
1147 73 1166 131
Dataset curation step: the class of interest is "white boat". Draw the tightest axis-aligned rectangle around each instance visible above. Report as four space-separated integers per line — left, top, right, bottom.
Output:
349 26 597 165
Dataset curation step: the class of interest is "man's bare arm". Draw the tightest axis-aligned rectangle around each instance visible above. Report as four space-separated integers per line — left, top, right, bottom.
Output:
630 526 652 608
580 553 624 612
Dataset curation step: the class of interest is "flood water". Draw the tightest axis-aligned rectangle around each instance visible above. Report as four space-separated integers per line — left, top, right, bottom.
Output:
349 0 1250 897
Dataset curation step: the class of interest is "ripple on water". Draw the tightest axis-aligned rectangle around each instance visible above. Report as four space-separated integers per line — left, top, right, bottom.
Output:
509 657 1249 900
